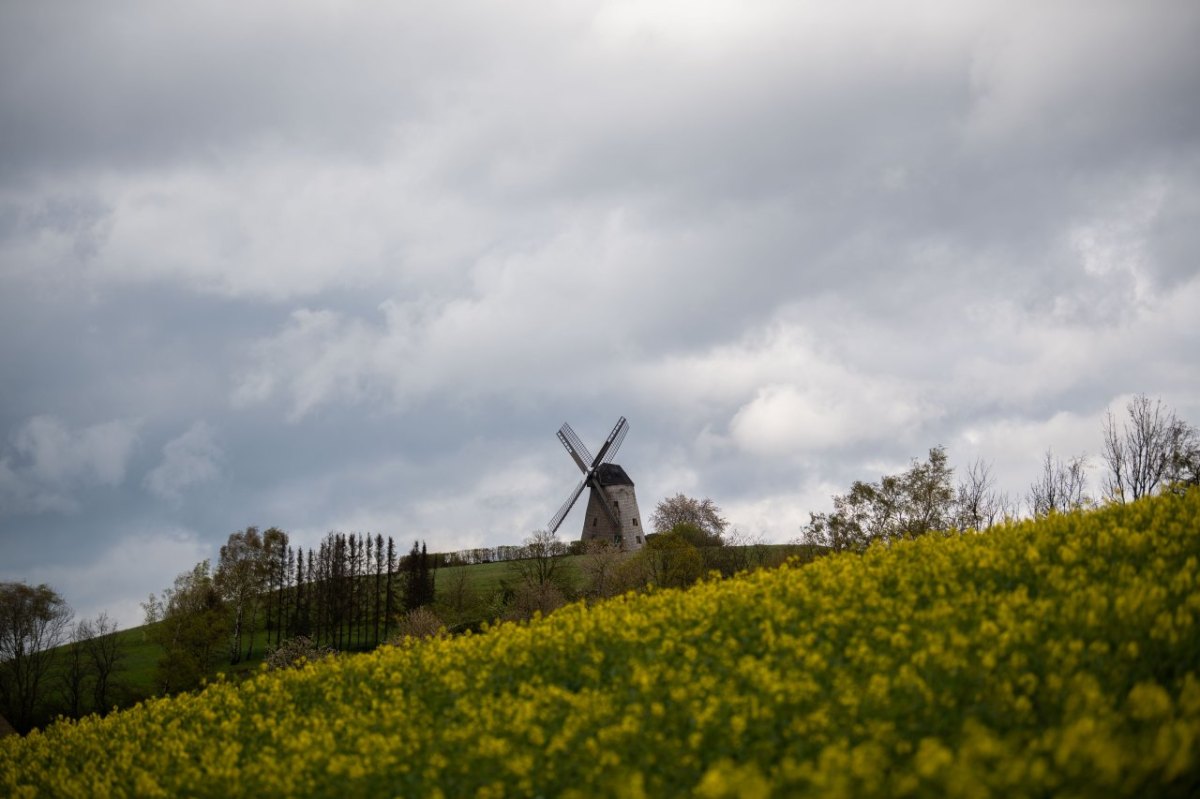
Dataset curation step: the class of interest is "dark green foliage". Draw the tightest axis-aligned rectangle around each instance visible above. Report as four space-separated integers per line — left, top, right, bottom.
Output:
0 582 72 733
404 541 436 612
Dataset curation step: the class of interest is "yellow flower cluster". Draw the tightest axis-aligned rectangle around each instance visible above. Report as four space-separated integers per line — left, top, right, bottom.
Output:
4 492 1200 797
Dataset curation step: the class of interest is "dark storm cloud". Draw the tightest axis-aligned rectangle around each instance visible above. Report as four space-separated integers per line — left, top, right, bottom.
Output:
2 1 1199 627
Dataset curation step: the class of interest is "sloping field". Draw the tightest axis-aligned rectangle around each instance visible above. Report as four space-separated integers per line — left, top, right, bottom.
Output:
4 493 1200 797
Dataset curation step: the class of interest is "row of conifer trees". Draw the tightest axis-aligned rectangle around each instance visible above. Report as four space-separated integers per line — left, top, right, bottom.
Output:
255 531 436 655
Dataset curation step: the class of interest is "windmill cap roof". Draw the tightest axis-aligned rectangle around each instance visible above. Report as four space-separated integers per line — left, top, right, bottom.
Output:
596 463 634 487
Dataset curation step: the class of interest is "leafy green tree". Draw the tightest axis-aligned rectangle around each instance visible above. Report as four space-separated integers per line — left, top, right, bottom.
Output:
667 521 723 549
214 527 264 664
642 532 704 589
803 447 957 552
404 541 436 612
0 582 72 732
146 561 228 694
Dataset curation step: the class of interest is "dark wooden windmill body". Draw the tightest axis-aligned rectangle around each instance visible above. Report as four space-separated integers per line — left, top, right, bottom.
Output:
549 417 646 550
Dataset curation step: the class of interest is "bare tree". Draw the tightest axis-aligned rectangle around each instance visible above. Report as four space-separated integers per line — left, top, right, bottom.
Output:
1103 395 1173 503
1027 449 1091 518
438 565 477 627
650 494 729 542
717 528 773 574
59 618 94 719
509 530 570 592
0 582 73 732
84 612 124 714
955 459 1002 531
580 540 626 599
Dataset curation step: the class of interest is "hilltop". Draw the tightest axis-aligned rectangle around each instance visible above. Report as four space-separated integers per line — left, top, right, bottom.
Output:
3 492 1199 796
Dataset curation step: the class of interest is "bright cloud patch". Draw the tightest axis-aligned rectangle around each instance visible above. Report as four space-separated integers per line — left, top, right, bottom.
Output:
0 416 139 515
143 421 222 502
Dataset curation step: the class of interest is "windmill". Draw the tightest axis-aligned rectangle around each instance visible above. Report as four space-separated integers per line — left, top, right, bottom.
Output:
549 416 646 550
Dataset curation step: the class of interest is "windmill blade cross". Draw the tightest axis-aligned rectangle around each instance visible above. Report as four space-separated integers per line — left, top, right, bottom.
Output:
549 477 587 533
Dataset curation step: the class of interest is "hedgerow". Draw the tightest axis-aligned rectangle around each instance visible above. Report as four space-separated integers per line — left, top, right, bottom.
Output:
3 492 1199 797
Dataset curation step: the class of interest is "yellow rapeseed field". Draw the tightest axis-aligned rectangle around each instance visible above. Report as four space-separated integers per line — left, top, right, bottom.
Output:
3 491 1200 797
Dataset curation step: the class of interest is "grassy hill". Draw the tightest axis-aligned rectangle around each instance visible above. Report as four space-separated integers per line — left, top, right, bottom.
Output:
92 545 803 701
4 494 1199 796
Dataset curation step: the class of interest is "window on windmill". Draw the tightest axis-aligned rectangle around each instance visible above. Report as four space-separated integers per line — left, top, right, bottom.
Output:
632 518 638 526
592 518 597 527
613 534 621 545
636 536 642 544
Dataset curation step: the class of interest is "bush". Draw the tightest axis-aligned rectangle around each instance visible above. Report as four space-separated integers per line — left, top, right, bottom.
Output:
389 607 445 643
263 637 336 672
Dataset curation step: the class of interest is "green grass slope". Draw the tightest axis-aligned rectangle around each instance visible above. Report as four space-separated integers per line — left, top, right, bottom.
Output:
4 492 1200 797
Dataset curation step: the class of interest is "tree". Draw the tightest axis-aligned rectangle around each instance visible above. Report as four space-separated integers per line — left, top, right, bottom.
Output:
509 530 570 591
711 528 776 576
802 447 957 552
384 537 397 641
262 527 289 650
1027 449 1091 518
84 612 124 714
1103 395 1199 502
1168 420 1200 493
0 582 72 732
403 541 436 613
666 522 720 549
954 458 1006 531
373 534 384 646
146 561 228 694
650 494 728 543
580 540 626 599
59 618 93 720
214 527 265 664
641 532 703 589
438 565 479 629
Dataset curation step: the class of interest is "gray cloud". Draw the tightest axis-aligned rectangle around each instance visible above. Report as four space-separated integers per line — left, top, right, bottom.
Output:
144 421 222 502
2 0 1199 628
0 416 139 515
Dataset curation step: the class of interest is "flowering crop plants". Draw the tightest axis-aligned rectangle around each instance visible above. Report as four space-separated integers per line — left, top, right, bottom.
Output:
4 492 1200 797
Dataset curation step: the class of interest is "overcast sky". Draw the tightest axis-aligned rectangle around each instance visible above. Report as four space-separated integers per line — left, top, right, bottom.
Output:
2 1 1198 629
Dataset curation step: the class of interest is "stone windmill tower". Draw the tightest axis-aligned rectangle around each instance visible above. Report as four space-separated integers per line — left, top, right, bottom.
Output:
549 416 645 550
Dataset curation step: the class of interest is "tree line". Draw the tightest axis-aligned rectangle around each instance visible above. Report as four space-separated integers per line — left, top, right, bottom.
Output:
142 530 437 694
802 394 1199 553
0 584 125 734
